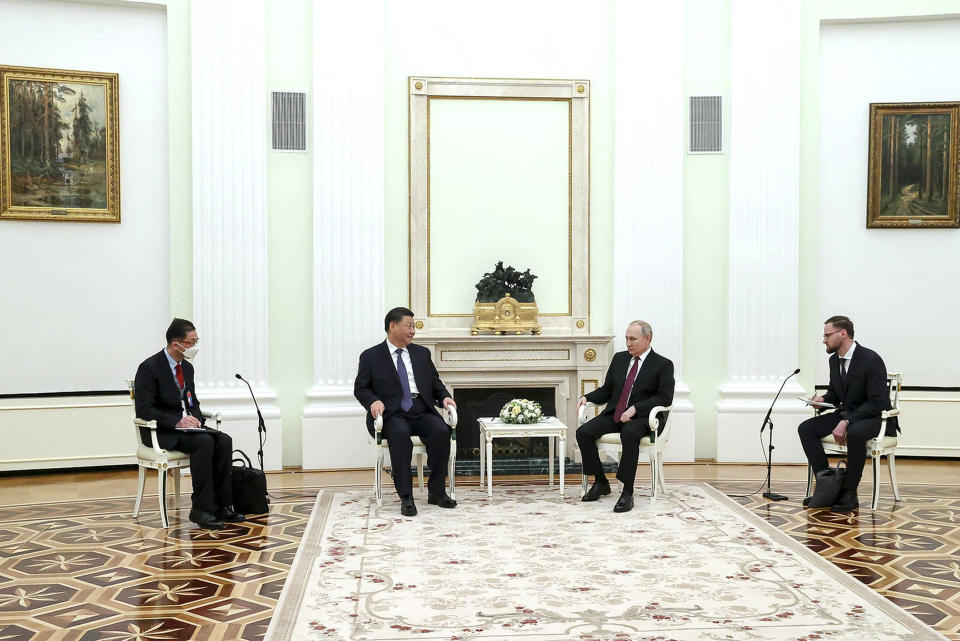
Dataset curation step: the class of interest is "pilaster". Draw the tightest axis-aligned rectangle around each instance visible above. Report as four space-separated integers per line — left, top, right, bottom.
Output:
716 0 807 462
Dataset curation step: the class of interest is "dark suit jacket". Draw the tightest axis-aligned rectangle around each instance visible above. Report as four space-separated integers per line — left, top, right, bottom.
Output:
354 341 451 433
585 349 675 428
821 342 897 435
134 349 205 447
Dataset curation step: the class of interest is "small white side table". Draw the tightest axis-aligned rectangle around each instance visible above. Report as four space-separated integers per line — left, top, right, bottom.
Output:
477 417 567 496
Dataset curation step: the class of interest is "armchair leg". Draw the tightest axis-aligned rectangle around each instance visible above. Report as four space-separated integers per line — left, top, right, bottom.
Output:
375 451 384 506
133 465 146 518
871 454 881 510
888 453 901 502
173 471 181 511
158 469 169 528
649 454 658 503
657 455 666 493
416 454 425 495
448 452 456 500
805 464 814 498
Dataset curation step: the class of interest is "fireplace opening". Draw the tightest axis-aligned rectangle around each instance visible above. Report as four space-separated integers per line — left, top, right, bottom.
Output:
451 387 559 475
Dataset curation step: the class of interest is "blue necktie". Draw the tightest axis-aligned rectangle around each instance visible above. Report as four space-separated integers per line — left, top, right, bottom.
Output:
396 349 413 411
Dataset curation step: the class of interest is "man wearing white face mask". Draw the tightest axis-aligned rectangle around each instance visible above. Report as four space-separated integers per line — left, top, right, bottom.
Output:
134 318 243 530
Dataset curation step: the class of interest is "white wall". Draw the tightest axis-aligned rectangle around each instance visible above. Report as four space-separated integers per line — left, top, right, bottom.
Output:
0 0 168 470
0 0 169 394
819 18 960 456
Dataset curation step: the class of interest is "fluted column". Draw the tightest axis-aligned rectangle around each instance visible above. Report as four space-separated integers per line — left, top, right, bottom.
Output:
301 0 385 469
191 0 282 470
716 0 806 462
613 0 692 460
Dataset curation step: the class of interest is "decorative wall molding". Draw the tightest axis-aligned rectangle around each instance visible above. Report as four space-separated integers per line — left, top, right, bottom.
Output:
302 0 385 470
716 0 806 462
612 0 694 462
191 0 282 470
408 77 590 335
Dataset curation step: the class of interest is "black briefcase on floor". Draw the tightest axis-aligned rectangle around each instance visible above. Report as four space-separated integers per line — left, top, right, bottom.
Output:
231 449 269 514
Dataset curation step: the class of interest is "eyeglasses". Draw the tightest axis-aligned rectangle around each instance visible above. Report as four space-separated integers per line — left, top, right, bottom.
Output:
822 330 842 339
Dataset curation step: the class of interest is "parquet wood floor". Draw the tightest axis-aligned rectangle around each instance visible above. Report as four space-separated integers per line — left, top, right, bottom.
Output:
0 463 957 640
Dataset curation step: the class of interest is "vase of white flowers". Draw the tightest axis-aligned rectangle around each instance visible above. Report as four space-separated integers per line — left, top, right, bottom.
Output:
499 398 543 424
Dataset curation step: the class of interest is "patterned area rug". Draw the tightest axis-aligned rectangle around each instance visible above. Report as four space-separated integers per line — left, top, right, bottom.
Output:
267 484 947 641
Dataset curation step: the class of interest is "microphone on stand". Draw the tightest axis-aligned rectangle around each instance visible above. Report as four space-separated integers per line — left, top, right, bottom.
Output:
761 368 800 501
236 373 266 471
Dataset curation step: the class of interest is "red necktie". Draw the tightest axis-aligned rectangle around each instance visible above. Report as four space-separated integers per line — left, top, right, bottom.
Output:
175 363 184 389
613 357 639 422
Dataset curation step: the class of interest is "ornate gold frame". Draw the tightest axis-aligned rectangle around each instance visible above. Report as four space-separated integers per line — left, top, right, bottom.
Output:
867 101 959 229
0 65 120 222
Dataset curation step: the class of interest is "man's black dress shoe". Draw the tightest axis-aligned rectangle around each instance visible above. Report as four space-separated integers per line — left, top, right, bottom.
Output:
189 508 226 530
400 496 417 517
613 492 635 513
216 506 246 522
830 489 859 513
802 496 812 507
581 478 611 502
427 493 457 508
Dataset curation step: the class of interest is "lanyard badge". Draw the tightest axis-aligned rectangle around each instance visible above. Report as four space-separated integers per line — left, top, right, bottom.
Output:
187 391 193 408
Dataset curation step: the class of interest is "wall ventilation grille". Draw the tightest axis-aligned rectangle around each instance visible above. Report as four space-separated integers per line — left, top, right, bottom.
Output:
271 91 307 152
689 95 722 153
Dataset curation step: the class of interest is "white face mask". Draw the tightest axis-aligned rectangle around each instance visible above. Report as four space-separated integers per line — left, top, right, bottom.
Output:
176 342 200 360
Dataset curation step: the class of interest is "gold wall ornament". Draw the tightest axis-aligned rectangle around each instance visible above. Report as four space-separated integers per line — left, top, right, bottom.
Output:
471 294 541 335
576 319 585 329
584 348 597 362
415 81 423 90
415 320 424 329
576 84 585 93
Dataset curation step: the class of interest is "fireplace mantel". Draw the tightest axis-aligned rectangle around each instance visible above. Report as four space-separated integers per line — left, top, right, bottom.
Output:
416 333 614 457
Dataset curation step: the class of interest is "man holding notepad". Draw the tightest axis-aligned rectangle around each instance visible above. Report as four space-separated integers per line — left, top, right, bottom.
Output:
798 316 896 512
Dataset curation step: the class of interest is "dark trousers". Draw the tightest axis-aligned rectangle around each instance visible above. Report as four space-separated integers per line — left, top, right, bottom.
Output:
169 430 235 513
369 396 450 498
576 413 651 491
798 413 882 491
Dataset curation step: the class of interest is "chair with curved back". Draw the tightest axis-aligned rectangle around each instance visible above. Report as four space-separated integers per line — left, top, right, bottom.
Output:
369 406 458 506
575 403 674 502
804 372 902 510
127 378 222 528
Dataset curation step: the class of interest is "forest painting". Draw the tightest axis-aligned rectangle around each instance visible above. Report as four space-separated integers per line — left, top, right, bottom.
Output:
867 102 959 228
0 66 119 222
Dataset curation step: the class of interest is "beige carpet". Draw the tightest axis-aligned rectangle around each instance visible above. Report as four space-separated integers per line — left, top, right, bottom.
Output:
266 484 948 640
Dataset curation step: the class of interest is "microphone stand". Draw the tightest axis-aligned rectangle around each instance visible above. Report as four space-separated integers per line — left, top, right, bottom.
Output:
236 373 266 471
761 368 800 501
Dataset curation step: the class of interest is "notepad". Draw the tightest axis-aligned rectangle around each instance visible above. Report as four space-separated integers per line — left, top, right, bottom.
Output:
797 396 836 409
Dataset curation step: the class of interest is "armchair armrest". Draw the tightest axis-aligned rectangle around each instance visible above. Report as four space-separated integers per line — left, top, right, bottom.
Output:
373 413 384 444
438 405 457 441
134 417 164 456
882 408 900 419
577 402 596 426
201 410 223 430
647 405 672 445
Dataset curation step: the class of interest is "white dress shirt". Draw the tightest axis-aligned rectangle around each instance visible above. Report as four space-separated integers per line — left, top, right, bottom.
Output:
838 341 856 378
386 339 420 394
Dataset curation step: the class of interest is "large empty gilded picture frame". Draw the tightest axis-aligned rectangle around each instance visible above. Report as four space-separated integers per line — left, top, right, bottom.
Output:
408 77 590 333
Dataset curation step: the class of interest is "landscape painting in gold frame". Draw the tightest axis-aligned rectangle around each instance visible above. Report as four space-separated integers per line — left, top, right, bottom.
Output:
867 101 959 228
0 65 119 222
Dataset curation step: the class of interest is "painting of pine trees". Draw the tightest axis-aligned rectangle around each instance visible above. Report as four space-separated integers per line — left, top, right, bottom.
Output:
1 66 119 222
868 102 959 228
